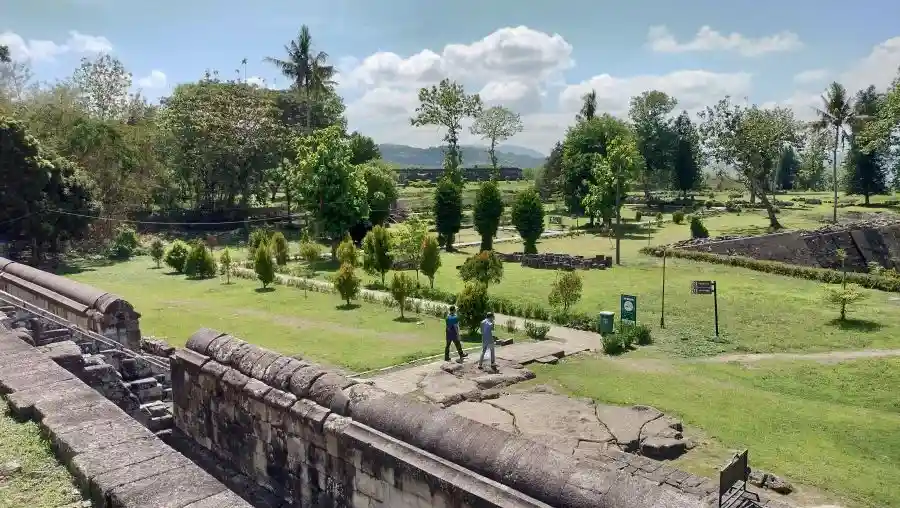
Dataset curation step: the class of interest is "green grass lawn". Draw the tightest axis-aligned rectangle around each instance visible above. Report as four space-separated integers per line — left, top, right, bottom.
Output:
530 356 900 508
67 259 491 372
0 399 83 508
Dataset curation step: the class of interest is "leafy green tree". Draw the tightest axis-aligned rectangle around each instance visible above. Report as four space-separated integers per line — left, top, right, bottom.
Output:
336 234 359 267
511 188 545 254
184 242 218 279
561 114 632 222
395 215 428 283
220 248 233 284
71 54 133 121
298 240 321 297
150 238 165 268
844 85 888 205
389 272 416 319
265 25 336 132
671 111 702 197
776 146 799 191
825 249 866 321
362 225 393 286
270 231 290 266
536 141 564 199
334 262 360 306
576 89 597 122
460 251 503 287
473 180 504 251
164 240 191 273
690 216 709 239
254 242 276 289
862 70 900 154
0 116 98 263
469 106 523 176
294 126 369 254
812 82 861 223
455 283 490 333
410 78 482 182
629 91 678 197
108 226 140 260
582 136 641 227
699 98 798 229
797 130 829 191
433 174 463 251
348 131 380 164
419 235 442 289
357 160 398 225
548 271 582 313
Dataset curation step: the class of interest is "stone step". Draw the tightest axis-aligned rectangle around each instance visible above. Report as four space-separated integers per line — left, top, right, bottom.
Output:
148 414 174 432
125 377 163 401
140 401 170 417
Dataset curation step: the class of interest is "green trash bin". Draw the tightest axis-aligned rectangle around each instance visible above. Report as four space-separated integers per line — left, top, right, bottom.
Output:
598 311 615 334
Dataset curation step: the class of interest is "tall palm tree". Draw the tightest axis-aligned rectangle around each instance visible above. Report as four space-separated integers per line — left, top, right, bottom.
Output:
265 25 336 132
812 82 857 223
576 89 597 122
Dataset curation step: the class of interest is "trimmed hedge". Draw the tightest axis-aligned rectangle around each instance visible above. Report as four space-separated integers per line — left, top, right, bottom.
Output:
640 246 900 292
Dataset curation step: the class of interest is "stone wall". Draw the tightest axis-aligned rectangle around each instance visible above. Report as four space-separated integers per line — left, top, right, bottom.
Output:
679 219 900 272
496 252 613 270
174 328 705 508
0 326 252 508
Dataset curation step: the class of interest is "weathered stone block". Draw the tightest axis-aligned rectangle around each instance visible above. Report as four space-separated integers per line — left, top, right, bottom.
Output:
271 357 308 390
185 327 225 355
237 345 265 376
173 348 210 374
51 416 155 463
90 450 193 507
264 389 297 428
249 350 280 380
288 366 327 398
106 464 227 508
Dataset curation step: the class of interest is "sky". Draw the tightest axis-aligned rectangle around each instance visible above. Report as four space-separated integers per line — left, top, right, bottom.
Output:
3 0 900 155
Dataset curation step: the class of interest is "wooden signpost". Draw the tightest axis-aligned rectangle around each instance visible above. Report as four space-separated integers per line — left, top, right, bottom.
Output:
691 280 719 338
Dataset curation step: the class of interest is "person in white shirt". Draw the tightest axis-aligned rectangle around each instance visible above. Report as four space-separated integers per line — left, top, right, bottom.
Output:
477 312 497 372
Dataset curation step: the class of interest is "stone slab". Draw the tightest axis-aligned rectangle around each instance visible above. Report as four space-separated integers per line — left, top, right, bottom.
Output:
106 464 227 508
91 451 194 507
42 402 127 436
449 401 517 433
71 437 173 485
594 405 662 451
0 360 75 393
52 417 155 462
495 342 566 364
419 371 481 406
183 490 253 508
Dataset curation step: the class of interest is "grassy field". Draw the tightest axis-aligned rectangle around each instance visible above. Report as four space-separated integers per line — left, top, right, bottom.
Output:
68 259 504 372
0 399 82 508
530 356 900 508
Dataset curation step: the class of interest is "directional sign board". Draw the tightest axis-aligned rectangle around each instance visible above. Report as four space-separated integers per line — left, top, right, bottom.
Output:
691 280 715 295
620 294 637 325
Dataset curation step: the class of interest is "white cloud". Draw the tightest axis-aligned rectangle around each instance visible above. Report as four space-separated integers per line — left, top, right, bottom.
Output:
793 69 829 84
840 36 900 92
0 30 112 63
647 25 802 57
137 70 167 89
246 76 267 87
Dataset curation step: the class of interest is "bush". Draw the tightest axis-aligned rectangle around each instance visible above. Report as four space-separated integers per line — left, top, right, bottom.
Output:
420 235 442 289
672 210 685 224
298 241 322 273
459 250 504 286
634 211 643 222
639 246 900 293
248 229 270 260
523 321 551 340
456 283 490 333
601 333 626 355
548 270 582 312
270 231 290 266
473 180 504 251
617 323 653 346
655 212 663 227
389 272 416 319
336 235 359 267
149 238 165 268
184 242 217 279
220 248 233 283
690 216 709 239
109 226 141 260
825 284 866 321
164 240 191 273
504 318 518 333
433 177 463 250
254 242 275 288
334 262 361 306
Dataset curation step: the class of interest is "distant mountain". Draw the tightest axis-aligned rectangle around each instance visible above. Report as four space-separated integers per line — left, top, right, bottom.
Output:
496 144 547 159
378 143 546 169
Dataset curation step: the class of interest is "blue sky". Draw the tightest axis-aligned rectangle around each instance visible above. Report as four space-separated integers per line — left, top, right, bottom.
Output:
4 0 900 153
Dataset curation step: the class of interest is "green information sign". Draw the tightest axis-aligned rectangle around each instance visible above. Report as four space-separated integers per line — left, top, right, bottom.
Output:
620 294 637 325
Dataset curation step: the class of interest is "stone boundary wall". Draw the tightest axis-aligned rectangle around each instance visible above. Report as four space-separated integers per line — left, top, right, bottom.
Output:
680 222 900 272
175 328 706 508
0 326 252 508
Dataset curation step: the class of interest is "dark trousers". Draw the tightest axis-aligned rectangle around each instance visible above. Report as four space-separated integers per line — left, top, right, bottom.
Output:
445 335 464 360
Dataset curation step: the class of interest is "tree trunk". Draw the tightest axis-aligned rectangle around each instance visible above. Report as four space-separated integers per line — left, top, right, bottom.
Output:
754 182 782 229
832 127 840 223
444 233 455 252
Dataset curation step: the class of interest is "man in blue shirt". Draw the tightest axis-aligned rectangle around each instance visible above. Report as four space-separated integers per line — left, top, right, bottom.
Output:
478 312 497 372
444 306 467 362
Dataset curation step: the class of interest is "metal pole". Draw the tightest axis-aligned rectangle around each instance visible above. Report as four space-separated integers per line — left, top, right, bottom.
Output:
660 249 666 328
713 281 719 338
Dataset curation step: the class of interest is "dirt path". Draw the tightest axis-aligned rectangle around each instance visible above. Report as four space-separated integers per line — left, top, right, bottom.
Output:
701 348 900 364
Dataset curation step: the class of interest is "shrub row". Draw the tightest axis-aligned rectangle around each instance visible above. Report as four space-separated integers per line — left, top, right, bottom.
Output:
639 246 900 292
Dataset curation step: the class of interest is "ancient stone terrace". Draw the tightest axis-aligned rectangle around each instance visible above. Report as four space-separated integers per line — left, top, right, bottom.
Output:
0 324 252 508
